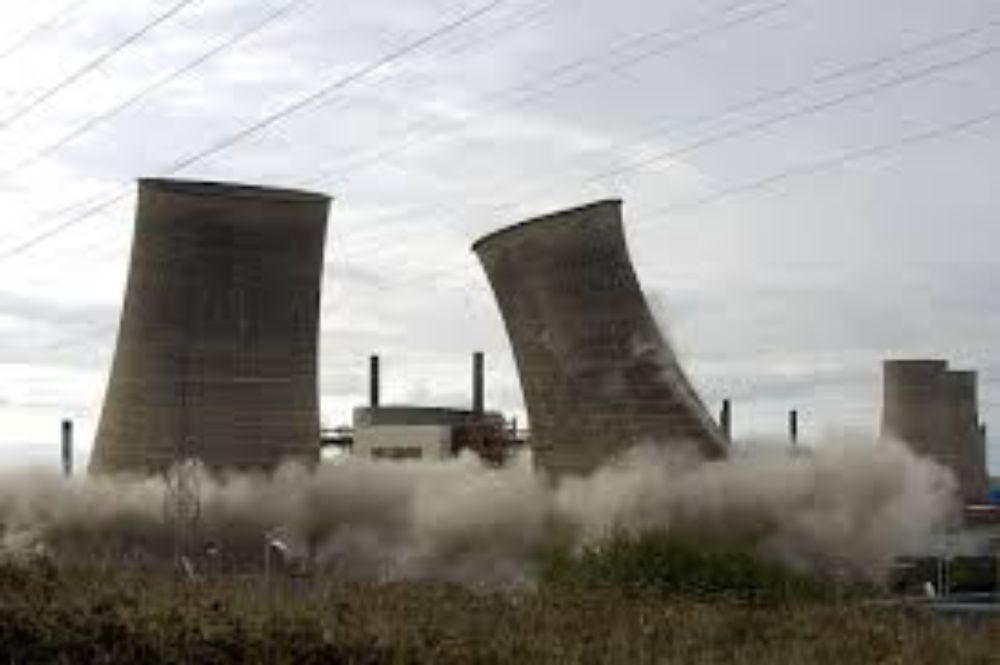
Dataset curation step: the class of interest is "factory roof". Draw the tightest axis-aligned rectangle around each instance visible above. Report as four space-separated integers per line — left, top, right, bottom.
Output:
353 405 500 427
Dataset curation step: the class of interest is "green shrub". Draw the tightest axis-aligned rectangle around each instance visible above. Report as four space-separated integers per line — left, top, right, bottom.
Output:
538 529 833 602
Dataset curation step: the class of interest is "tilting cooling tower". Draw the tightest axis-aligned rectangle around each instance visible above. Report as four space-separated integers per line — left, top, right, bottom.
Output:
472 199 727 477
90 179 330 474
881 359 989 504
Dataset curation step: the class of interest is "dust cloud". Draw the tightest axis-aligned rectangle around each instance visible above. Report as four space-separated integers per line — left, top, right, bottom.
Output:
0 437 957 586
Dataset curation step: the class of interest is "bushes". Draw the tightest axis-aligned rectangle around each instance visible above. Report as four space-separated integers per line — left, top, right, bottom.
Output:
0 556 995 663
538 529 833 602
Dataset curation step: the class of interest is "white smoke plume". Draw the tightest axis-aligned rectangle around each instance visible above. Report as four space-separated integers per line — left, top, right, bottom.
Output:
0 437 957 586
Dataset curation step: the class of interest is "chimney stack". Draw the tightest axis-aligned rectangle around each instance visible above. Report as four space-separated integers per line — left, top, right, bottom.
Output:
719 399 731 442
61 419 73 477
472 351 485 416
369 355 380 409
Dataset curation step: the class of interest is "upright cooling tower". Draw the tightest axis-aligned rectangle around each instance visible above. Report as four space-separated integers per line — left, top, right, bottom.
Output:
90 179 330 474
881 360 989 504
472 199 727 477
943 370 991 503
881 360 950 462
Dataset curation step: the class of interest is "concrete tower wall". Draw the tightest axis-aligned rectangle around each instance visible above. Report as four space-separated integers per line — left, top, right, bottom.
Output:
943 370 989 503
882 360 950 460
881 360 989 504
90 179 330 474
472 200 726 477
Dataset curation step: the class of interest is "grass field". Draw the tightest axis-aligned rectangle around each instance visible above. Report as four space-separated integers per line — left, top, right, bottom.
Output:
0 553 998 663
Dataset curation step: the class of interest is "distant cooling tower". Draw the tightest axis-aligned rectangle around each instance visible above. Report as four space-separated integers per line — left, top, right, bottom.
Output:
90 179 330 474
473 200 727 477
881 359 989 504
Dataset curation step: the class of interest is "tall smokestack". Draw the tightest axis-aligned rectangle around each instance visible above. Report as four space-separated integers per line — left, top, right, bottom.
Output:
370 355 381 409
90 179 330 474
61 419 73 477
720 399 731 442
472 199 727 477
472 351 484 416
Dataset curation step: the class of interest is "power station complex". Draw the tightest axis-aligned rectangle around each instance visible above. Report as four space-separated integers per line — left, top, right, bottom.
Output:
87 177 992 505
89 180 729 477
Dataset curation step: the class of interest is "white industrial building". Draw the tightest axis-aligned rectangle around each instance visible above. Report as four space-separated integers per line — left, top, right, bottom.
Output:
352 407 475 461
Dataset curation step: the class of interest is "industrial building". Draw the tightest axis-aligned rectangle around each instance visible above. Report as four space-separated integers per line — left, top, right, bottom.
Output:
472 199 727 477
90 178 330 474
350 353 511 464
881 359 990 504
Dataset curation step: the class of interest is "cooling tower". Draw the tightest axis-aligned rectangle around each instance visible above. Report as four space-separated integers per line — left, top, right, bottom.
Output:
90 179 330 474
472 199 727 477
943 370 990 504
881 360 950 462
881 360 989 504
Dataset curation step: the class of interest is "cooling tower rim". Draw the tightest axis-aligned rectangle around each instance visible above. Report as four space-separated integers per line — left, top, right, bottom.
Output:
883 358 950 370
139 177 331 204
471 198 622 253
944 369 978 384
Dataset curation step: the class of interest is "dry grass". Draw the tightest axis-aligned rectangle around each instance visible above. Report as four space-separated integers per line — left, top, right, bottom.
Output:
0 560 998 663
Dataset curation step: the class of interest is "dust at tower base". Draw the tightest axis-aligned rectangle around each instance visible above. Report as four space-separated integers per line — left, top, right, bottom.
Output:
472 199 727 478
90 179 330 475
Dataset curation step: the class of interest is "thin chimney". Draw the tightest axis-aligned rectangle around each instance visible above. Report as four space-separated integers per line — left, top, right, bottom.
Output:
719 399 731 442
472 351 485 416
61 419 73 477
369 355 380 409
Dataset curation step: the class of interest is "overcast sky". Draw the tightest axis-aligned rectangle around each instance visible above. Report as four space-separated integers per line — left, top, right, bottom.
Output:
0 0 997 472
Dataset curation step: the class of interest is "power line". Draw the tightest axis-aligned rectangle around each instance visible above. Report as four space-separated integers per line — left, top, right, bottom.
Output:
2 0 313 177
0 190 130 259
331 99 1000 296
162 0 510 175
1 0 989 278
630 104 1000 228
0 0 94 63
0 0 203 130
0 0 510 260
0 0 775 260
320 22 1000 260
593 38 1000 180
292 0 795 188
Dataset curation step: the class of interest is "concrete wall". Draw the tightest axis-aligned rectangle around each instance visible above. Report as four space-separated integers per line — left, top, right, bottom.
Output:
472 199 726 478
882 360 951 461
90 179 329 474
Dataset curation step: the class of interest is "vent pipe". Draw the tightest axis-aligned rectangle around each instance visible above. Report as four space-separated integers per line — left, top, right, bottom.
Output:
61 419 73 477
719 399 731 442
472 351 485 416
370 355 380 409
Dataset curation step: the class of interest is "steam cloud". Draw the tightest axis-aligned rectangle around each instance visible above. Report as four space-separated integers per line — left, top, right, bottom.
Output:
0 437 957 586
